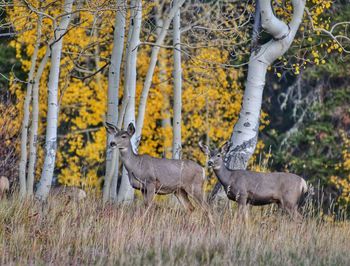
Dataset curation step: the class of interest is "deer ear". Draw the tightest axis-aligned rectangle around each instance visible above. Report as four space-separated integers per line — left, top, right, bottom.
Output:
127 123 135 136
220 141 231 154
199 141 210 155
105 122 119 134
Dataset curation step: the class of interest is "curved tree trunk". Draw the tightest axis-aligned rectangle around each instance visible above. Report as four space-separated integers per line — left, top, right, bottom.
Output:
172 0 182 160
18 13 42 199
35 0 75 201
117 0 142 203
211 0 306 200
103 0 126 203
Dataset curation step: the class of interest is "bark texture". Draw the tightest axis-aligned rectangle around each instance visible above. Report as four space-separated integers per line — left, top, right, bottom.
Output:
27 47 50 196
103 0 126 203
18 14 42 198
134 0 186 146
226 0 306 170
172 0 182 160
211 0 306 201
156 10 172 158
117 0 142 202
35 0 75 200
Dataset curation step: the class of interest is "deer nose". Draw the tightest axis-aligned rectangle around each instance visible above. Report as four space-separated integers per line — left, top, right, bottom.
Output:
208 160 214 167
110 141 117 148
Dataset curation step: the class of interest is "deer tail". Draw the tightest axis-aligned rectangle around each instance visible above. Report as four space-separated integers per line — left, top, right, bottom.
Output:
298 178 314 208
300 178 308 194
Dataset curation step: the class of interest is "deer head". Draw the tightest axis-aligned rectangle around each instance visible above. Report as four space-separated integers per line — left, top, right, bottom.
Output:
105 122 135 150
199 141 231 170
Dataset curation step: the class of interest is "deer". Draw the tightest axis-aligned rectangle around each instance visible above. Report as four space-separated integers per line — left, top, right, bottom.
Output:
105 122 212 219
199 141 308 221
49 186 87 201
0 176 9 199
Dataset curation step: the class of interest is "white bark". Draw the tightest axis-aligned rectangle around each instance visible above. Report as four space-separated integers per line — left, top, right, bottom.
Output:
134 0 186 146
172 0 182 160
35 0 75 200
117 0 142 203
160 57 172 159
27 47 50 196
225 0 306 170
156 10 172 158
93 17 102 88
103 0 126 203
18 14 42 198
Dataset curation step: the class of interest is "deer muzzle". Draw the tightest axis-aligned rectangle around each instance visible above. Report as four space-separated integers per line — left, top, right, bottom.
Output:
110 141 117 148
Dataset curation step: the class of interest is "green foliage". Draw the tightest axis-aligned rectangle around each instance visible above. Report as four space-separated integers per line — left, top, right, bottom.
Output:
0 41 24 94
265 46 349 210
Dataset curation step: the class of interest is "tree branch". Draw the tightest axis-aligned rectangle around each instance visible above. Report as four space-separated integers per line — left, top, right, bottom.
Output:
71 62 109 81
135 0 186 146
260 0 289 39
305 7 350 54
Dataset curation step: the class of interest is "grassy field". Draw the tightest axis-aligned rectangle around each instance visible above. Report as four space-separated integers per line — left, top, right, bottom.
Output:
0 195 349 265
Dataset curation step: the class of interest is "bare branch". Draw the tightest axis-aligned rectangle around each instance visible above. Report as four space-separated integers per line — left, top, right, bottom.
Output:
305 7 350 54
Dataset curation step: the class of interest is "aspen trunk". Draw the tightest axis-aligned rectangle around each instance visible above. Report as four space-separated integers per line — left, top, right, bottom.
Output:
134 0 186 147
27 48 50 196
225 0 306 170
156 10 172 159
159 50 172 159
103 0 126 203
18 14 42 198
172 0 182 160
35 0 75 200
117 0 142 202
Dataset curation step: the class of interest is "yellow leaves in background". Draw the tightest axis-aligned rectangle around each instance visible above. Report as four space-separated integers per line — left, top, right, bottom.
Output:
8 1 267 190
331 175 350 205
8 0 108 189
331 130 350 206
268 0 337 77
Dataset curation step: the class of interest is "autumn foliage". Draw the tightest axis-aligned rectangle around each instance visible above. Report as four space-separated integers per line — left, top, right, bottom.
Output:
3 0 349 211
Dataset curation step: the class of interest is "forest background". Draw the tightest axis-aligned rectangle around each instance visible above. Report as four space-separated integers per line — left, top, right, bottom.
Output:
0 0 349 210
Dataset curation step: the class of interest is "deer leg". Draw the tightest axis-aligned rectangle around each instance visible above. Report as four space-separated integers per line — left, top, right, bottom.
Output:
143 183 156 207
292 208 303 221
175 189 195 213
236 204 249 224
186 186 214 225
285 204 302 221
189 187 208 210
242 204 249 223
236 195 248 223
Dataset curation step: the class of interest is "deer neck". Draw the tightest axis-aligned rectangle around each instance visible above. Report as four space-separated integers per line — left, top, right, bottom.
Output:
213 163 232 187
119 141 138 170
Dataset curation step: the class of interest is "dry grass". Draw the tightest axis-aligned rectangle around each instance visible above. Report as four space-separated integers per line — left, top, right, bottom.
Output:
0 195 349 265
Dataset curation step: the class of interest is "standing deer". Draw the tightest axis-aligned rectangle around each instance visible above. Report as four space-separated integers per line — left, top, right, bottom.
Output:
49 186 87 201
105 122 211 216
199 141 308 221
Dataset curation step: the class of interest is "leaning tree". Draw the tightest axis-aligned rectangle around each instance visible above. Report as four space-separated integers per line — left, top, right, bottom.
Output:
211 0 306 199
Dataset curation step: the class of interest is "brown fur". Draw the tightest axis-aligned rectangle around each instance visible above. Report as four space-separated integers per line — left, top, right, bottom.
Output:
199 141 307 221
106 122 211 218
50 186 86 201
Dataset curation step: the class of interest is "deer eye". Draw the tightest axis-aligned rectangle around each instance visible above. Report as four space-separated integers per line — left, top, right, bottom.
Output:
122 135 127 139
217 154 221 157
